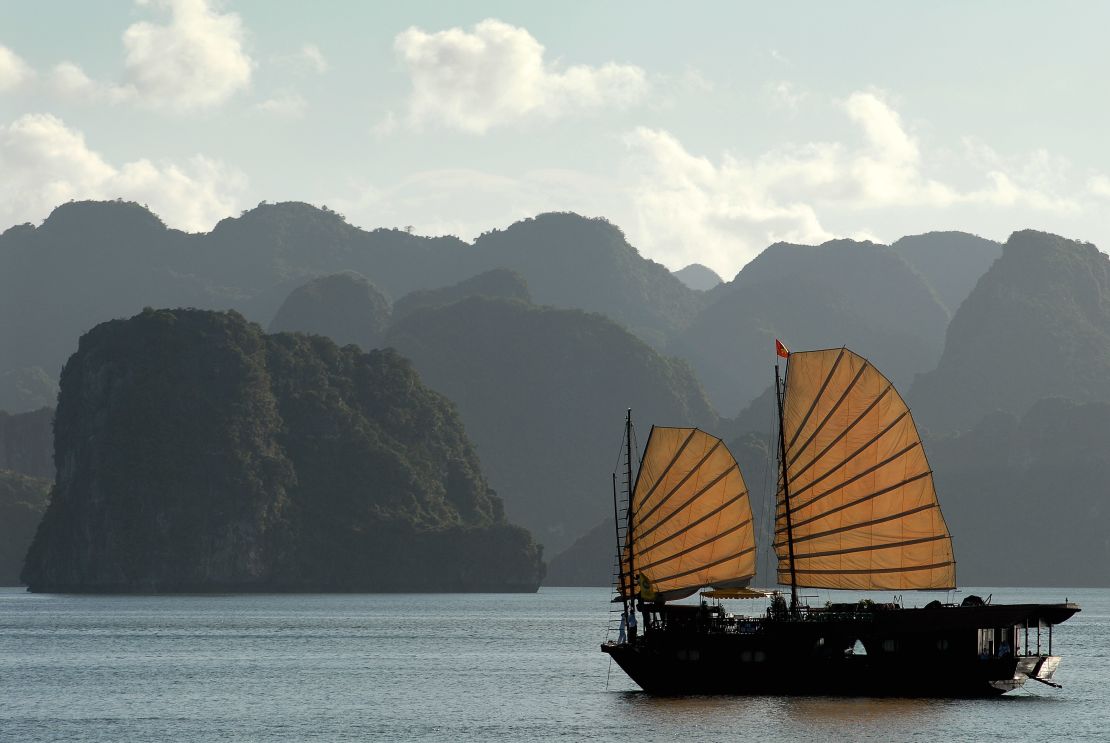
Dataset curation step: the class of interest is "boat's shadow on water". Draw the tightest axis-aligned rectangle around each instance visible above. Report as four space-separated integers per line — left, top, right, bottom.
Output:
609 689 1062 725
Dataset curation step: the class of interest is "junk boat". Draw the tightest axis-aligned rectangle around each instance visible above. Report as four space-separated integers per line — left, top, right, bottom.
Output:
601 344 1080 696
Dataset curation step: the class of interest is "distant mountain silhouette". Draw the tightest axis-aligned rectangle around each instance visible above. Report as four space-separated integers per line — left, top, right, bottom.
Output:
466 213 704 347
891 231 1001 315
0 469 50 585
1 202 706 406
200 201 470 301
927 397 1110 586
673 263 723 291
671 239 950 415
393 268 530 320
22 309 543 592
387 296 718 554
0 407 53 479
0 201 203 382
269 272 391 350
0 368 57 414
912 230 1110 432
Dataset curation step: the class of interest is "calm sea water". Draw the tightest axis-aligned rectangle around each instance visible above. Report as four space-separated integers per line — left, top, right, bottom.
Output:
0 586 1107 742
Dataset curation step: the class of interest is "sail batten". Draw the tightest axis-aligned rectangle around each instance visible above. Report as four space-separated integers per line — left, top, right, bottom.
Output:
776 467 930 534
639 489 748 554
622 426 756 600
787 387 896 476
635 429 697 511
775 348 956 591
787 364 876 467
636 441 724 529
637 518 753 572
791 533 949 560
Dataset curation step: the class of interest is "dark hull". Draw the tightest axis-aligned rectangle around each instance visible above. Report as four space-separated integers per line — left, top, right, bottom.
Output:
602 602 1079 697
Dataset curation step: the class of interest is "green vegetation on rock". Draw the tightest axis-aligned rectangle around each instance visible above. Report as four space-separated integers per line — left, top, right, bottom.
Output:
21 309 543 593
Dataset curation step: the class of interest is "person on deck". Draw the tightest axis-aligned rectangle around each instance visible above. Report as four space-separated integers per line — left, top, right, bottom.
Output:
627 606 638 643
617 610 628 644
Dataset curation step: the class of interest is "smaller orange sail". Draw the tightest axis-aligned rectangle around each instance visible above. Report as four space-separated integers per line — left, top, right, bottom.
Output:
621 427 756 601
776 339 790 358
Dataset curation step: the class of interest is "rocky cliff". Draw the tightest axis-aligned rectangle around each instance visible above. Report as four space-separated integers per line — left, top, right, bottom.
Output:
21 309 543 592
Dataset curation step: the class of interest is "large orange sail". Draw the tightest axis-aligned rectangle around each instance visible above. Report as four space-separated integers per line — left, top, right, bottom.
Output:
774 348 956 590
622 427 756 601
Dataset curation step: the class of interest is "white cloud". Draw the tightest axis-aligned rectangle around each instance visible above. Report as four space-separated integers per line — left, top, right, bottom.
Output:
255 93 307 118
1090 174 1110 200
621 90 1093 276
299 44 328 74
622 127 833 277
0 45 34 91
393 19 648 133
768 81 805 110
0 113 244 231
370 111 398 139
122 0 253 111
49 62 135 103
331 167 624 243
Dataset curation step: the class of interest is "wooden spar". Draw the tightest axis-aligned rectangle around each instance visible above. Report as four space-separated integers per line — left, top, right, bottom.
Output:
625 409 637 603
775 361 800 613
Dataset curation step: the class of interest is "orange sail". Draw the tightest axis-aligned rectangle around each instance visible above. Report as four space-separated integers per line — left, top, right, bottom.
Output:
774 348 956 590
622 427 756 600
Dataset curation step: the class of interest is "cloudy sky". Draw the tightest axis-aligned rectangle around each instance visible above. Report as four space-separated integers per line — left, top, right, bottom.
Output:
2 0 1108 277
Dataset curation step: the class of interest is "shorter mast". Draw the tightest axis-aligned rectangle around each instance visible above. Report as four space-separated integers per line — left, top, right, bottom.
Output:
775 356 800 613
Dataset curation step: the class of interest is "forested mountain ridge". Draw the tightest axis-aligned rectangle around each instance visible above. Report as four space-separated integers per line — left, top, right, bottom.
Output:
21 309 543 593
0 202 704 402
392 268 531 320
387 295 718 554
912 230 1110 432
891 231 1002 316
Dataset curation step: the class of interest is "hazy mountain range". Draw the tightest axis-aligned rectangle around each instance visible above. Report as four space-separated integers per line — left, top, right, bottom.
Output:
3 199 1109 588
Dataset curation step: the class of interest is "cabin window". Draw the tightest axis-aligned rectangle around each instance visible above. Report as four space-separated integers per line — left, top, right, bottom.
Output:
935 638 950 651
977 628 995 658
881 639 896 653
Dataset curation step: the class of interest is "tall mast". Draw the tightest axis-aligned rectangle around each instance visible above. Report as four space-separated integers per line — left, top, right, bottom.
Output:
775 361 800 613
625 408 636 603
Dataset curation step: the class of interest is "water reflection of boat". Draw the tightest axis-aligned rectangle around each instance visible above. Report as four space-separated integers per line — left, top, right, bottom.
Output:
601 344 1080 696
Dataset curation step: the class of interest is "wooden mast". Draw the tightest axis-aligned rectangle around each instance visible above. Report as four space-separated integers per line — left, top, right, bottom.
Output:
775 361 800 613
625 408 636 604
612 471 628 614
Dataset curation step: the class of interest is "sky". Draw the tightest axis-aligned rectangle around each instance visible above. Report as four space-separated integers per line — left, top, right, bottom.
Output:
2 0 1109 278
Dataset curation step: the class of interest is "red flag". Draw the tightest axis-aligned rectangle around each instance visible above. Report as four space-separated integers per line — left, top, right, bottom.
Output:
775 339 790 358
